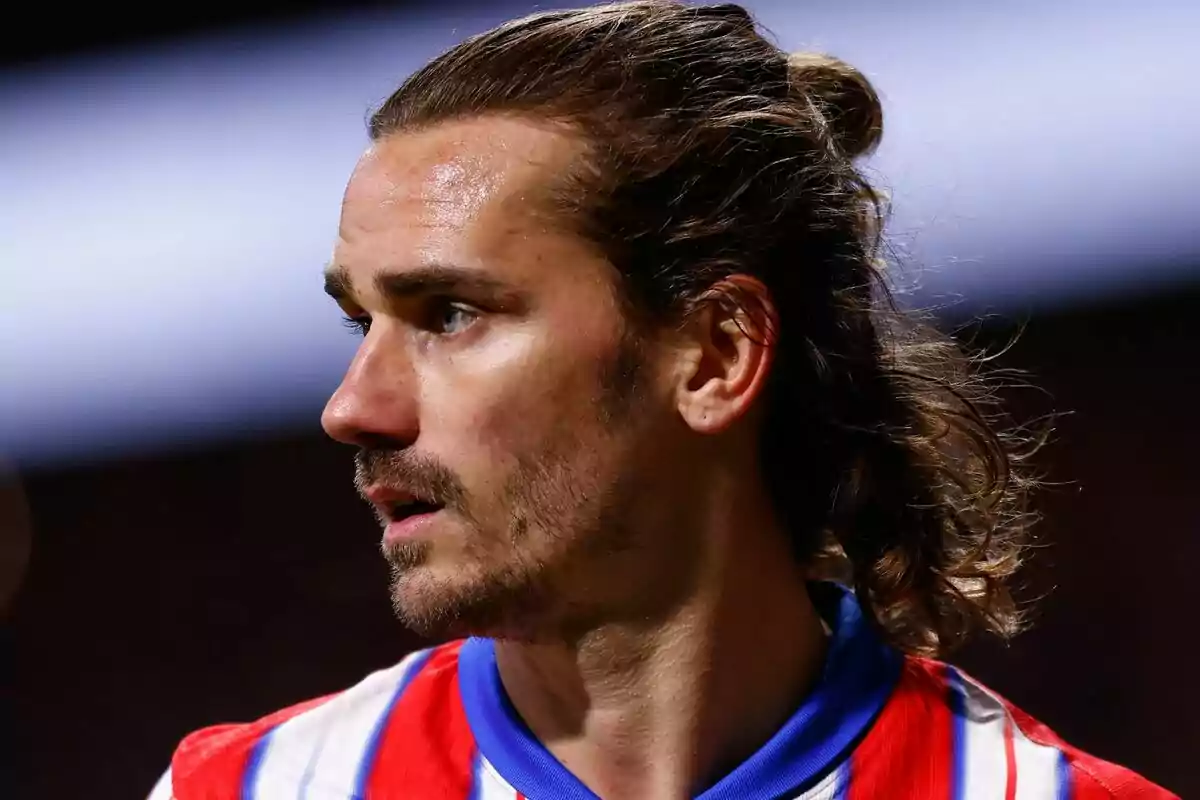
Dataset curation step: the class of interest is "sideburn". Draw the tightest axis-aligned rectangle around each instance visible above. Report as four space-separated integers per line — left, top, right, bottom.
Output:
595 325 649 425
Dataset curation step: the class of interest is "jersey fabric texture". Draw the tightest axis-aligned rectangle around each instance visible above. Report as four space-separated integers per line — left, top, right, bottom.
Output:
149 583 1176 799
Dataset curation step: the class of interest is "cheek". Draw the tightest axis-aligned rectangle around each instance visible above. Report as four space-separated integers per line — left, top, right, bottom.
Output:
420 333 613 466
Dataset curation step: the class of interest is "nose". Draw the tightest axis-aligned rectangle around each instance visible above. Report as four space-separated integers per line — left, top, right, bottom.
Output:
321 331 419 449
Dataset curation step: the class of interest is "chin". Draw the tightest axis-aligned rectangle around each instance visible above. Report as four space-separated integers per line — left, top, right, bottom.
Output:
389 568 471 639
388 560 556 642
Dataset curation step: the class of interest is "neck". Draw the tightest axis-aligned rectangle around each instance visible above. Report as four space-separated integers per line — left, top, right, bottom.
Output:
493 474 827 800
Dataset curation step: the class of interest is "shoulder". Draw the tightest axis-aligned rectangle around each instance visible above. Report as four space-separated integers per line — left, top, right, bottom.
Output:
994 688 1178 800
157 641 466 799
886 658 1177 799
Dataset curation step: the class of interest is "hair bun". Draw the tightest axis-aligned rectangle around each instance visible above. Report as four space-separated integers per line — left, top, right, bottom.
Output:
787 52 883 159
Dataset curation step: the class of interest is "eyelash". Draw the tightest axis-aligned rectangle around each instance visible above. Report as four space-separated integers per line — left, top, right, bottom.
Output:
342 315 371 337
340 299 480 338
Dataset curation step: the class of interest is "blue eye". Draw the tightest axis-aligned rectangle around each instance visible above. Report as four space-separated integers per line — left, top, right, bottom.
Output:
431 301 479 335
340 302 478 339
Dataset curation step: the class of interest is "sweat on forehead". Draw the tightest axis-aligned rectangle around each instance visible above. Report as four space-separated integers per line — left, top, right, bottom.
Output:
344 116 590 230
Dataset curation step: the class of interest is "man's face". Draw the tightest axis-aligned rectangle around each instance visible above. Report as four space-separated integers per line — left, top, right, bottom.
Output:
322 117 690 640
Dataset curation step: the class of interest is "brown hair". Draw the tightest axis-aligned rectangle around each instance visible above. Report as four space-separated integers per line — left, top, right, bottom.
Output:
368 0 1041 656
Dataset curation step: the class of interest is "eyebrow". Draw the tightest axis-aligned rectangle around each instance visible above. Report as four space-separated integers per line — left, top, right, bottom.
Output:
323 262 529 308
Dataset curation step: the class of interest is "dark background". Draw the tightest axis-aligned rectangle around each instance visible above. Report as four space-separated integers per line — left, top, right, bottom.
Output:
5 4 1198 798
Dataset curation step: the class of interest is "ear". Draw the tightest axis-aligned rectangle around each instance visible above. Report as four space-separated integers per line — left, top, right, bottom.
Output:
674 275 778 435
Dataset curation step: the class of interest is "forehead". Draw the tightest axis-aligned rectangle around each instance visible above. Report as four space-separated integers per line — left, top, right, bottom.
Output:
337 116 585 272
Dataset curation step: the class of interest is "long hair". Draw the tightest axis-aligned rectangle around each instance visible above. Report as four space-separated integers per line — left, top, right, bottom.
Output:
368 1 1042 657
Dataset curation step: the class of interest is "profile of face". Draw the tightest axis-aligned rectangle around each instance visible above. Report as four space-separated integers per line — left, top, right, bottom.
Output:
321 117 697 641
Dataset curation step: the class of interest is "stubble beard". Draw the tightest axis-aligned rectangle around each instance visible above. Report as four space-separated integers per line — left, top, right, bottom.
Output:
374 327 651 643
381 444 643 643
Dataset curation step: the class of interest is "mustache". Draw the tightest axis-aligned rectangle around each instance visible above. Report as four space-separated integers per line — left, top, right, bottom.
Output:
354 448 467 509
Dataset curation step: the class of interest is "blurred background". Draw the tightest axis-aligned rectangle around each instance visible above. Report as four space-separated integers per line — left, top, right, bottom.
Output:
3 1 1197 797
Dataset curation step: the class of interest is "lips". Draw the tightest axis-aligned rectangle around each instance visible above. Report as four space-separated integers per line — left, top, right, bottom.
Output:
362 485 444 524
390 499 443 521
381 501 444 545
361 486 448 545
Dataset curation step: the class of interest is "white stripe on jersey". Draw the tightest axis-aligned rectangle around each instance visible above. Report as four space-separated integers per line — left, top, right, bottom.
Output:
146 767 173 800
805 762 851 799
473 755 849 800
957 670 1065 800
478 756 522 799
1011 723 1063 800
247 649 431 799
957 673 1012 800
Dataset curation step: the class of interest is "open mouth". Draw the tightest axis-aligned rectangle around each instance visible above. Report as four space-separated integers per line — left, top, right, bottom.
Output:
391 500 443 521
362 485 447 530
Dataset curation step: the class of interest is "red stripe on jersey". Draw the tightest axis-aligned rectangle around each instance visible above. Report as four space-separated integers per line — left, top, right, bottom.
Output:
1000 692 1178 799
1004 716 1017 800
171 693 337 797
846 657 954 800
363 641 477 799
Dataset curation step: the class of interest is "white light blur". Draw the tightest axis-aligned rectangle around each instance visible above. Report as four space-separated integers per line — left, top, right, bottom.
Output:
2 0 1197 466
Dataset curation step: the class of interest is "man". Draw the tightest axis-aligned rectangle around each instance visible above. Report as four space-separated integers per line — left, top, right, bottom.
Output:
150 2 1175 798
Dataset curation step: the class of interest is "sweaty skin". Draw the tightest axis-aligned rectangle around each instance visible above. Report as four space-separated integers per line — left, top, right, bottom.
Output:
322 116 826 799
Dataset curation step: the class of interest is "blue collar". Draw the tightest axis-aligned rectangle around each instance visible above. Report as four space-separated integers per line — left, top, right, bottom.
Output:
458 582 901 800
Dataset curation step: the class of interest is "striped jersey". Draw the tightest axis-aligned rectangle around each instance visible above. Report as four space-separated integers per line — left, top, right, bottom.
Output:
149 584 1175 799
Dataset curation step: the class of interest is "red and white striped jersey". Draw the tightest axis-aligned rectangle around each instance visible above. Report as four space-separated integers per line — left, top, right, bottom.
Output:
149 584 1176 799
